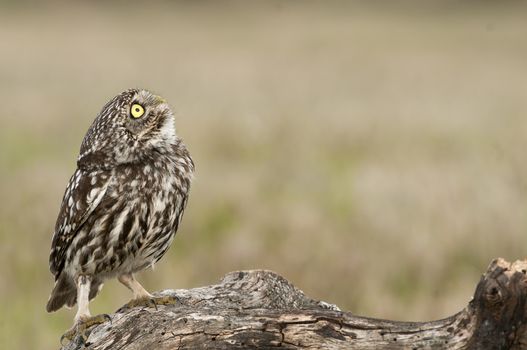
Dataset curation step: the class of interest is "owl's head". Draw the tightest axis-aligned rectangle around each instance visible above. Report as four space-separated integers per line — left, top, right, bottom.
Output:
78 88 178 169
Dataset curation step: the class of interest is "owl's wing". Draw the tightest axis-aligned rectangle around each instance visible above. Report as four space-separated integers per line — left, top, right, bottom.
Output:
49 168 113 278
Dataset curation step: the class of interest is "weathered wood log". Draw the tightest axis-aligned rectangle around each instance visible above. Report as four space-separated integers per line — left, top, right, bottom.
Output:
60 258 527 349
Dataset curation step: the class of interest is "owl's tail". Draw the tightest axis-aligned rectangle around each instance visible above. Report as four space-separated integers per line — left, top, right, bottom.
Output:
46 273 77 312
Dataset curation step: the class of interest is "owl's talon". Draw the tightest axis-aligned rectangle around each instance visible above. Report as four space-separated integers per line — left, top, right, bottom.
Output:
153 295 180 306
120 295 180 311
102 313 112 324
59 314 111 345
60 329 76 346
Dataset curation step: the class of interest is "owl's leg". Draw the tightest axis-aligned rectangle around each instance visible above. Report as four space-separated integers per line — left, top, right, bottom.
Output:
118 273 152 299
118 273 179 310
60 275 110 345
75 275 92 321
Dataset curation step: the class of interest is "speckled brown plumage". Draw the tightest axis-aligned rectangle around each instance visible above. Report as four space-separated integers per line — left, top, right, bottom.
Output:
46 89 194 319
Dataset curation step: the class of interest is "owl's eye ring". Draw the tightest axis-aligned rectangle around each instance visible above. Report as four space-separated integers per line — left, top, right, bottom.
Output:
130 103 145 119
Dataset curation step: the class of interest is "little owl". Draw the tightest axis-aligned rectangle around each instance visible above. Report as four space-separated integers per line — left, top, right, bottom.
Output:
46 89 194 343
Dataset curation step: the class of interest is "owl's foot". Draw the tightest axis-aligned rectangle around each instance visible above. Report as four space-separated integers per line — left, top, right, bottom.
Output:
120 295 180 311
60 314 111 346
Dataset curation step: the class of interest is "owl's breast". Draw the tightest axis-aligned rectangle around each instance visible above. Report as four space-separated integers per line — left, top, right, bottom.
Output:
110 161 189 272
65 152 192 278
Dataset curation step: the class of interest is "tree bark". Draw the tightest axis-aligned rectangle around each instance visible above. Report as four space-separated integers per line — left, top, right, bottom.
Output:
60 258 527 349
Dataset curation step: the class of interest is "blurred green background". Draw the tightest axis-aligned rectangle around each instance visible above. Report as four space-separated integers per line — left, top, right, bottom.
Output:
2 1 527 349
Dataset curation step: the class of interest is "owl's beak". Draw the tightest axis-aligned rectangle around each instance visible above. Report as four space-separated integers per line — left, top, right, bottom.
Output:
154 95 166 105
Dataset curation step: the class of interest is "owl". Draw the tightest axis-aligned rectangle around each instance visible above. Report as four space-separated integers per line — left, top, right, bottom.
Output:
46 89 194 342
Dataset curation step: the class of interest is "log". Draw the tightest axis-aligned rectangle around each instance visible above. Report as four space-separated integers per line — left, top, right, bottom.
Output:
60 258 527 349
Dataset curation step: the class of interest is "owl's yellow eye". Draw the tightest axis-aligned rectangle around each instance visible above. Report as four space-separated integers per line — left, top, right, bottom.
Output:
130 104 145 119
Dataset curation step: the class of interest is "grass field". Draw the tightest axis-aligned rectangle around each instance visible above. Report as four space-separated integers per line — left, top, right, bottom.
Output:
1 1 527 349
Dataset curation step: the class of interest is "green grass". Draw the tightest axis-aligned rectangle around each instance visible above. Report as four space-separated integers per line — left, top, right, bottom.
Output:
1 2 527 349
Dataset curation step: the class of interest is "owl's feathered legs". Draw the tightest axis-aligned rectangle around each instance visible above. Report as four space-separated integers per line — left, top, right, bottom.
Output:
60 275 110 345
118 274 152 299
75 275 92 320
118 273 179 310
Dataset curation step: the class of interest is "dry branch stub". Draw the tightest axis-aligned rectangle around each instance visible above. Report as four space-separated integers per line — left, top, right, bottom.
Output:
59 258 527 349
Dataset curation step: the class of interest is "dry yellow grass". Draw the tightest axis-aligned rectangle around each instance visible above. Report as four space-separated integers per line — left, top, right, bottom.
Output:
1 2 527 349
